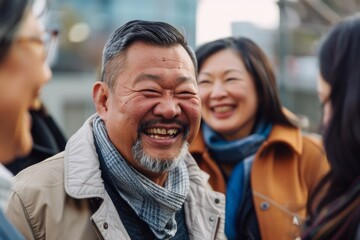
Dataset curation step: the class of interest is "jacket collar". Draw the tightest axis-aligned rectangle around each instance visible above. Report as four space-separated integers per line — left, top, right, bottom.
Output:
263 124 302 156
189 130 207 154
64 114 105 199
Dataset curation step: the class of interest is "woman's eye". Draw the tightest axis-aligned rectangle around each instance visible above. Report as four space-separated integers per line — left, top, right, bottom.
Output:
198 79 211 85
225 77 240 82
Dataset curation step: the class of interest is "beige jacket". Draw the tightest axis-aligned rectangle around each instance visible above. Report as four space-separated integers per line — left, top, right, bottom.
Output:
6 115 226 240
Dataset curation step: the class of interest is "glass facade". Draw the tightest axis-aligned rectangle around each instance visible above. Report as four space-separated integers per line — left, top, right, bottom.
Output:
49 0 197 72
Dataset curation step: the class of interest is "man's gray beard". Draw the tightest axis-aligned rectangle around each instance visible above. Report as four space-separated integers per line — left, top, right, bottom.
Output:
132 138 189 173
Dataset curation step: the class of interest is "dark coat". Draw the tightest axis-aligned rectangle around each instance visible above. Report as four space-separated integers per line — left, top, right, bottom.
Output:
5 106 66 175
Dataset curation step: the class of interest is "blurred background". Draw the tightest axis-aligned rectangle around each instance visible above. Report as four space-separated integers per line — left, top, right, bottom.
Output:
42 0 360 138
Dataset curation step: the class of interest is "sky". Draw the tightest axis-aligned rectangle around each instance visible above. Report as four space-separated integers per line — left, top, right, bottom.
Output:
196 0 279 45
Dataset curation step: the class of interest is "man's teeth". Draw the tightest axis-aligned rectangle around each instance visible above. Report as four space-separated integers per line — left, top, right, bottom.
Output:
213 106 232 113
146 128 178 135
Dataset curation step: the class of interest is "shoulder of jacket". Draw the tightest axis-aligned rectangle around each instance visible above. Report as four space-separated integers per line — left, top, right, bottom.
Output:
13 152 65 192
263 126 325 158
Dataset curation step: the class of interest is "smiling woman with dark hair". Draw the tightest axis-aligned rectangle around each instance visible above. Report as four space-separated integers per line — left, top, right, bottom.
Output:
302 14 360 240
0 0 52 238
190 36 330 239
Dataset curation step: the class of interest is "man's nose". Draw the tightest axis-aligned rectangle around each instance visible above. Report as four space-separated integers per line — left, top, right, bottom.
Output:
153 96 181 119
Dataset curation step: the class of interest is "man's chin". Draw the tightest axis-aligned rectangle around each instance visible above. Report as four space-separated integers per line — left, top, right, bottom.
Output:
133 140 189 173
138 154 180 173
146 151 180 162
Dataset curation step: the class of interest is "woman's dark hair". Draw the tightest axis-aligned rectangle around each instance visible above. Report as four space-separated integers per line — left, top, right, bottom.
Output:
318 14 360 185
196 36 296 127
305 14 360 238
0 0 34 63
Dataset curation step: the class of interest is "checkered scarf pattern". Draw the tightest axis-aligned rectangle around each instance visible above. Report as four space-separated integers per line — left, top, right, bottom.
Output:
93 116 190 239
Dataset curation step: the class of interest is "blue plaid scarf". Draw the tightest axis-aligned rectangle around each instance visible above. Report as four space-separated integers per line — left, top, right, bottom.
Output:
93 116 190 239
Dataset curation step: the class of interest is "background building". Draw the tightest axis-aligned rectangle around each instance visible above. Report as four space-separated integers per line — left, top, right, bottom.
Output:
43 0 360 137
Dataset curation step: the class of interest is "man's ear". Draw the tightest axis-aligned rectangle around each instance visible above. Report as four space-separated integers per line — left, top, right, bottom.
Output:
93 81 110 119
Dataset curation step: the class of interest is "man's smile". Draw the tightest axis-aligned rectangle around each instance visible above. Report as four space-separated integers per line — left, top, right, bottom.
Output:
145 127 179 139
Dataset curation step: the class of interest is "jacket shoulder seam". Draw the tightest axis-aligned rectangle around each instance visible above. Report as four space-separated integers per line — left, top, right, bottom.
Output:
10 189 38 239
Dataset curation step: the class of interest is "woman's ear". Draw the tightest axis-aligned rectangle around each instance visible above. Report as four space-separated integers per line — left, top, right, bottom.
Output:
93 81 109 119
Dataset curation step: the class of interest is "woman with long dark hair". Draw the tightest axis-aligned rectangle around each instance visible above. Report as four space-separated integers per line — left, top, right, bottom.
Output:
302 15 360 240
190 36 329 239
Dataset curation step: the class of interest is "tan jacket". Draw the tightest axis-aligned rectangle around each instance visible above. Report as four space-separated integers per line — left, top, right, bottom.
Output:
190 124 330 240
6 115 226 240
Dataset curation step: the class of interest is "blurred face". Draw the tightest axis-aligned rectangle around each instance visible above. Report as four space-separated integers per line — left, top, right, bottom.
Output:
94 42 201 176
0 9 52 163
317 72 332 127
198 49 258 141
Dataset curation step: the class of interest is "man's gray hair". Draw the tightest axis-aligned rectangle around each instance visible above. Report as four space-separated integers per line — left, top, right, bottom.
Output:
100 20 197 91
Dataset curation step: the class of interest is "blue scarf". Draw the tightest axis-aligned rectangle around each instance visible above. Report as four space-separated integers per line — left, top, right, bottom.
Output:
203 121 272 239
93 116 189 239
202 122 271 164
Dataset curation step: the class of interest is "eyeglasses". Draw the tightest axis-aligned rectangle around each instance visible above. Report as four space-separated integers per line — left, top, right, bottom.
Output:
16 29 59 62
32 0 48 18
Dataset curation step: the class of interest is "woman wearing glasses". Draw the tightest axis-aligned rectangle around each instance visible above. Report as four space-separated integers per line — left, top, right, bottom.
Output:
0 0 53 238
302 14 360 240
